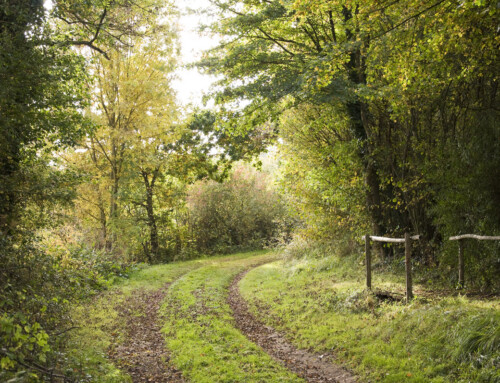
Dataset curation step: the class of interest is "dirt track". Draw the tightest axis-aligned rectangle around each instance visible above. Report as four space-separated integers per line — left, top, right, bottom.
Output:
109 285 185 383
228 268 357 383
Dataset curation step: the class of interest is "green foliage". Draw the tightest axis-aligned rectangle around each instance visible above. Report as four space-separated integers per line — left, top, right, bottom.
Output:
424 111 500 289
68 18 180 261
2 0 499 377
0 0 90 235
0 0 221 380
186 163 288 254
0 235 131 381
0 313 50 373
199 0 500 288
277 103 368 240
69 18 254 264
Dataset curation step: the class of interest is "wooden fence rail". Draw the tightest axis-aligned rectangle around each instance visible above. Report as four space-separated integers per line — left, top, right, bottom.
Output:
449 234 500 288
363 234 420 304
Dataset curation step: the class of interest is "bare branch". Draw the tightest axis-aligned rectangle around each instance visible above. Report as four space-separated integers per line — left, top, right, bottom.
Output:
375 0 447 39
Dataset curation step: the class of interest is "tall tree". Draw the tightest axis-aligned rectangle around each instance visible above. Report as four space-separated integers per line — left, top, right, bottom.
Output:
0 0 175 378
0 1 88 235
73 13 179 252
199 0 499 265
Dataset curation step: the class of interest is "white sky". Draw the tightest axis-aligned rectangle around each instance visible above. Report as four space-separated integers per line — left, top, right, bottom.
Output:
173 0 220 108
46 0 218 108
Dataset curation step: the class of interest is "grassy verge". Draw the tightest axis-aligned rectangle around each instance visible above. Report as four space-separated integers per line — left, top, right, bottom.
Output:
239 255 500 383
160 250 304 383
63 257 210 382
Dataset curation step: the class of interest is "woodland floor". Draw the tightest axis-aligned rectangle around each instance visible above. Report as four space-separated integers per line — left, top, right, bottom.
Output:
108 285 185 383
99 253 356 383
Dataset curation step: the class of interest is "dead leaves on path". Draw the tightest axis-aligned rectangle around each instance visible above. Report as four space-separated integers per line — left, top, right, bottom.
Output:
105 264 356 383
108 286 184 383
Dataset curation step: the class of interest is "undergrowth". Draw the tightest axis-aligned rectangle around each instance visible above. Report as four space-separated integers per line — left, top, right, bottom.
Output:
0 239 134 383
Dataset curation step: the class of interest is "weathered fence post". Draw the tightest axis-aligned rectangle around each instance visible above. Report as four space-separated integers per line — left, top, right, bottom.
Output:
362 233 420 294
458 239 465 288
405 233 413 303
450 234 500 288
365 235 371 290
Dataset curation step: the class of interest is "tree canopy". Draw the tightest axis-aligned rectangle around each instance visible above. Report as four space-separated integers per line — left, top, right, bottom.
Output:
199 0 500 268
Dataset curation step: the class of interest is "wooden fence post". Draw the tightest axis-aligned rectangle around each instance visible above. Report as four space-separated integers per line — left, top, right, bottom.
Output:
450 235 500 288
458 239 464 288
405 233 413 303
365 235 371 290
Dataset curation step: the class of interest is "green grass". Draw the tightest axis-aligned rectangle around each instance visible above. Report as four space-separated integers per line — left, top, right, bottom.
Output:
64 251 290 382
63 257 211 382
239 256 500 383
160 250 304 383
64 292 131 382
62 249 499 382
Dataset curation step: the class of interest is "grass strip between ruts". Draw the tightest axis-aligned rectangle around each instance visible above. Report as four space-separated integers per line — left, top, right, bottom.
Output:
160 251 304 383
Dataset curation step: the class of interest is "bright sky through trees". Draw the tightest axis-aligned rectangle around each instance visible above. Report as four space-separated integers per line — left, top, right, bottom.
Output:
173 0 218 106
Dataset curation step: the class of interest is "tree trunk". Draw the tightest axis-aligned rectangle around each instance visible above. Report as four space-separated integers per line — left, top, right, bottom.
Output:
107 141 120 251
142 168 160 262
99 196 107 248
146 187 159 259
342 4 388 257
89 137 109 249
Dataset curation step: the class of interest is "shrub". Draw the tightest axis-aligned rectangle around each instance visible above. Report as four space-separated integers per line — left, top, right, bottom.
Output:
0 235 132 381
186 163 288 254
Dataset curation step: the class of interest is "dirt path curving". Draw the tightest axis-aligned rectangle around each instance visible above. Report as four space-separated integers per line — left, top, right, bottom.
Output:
228 268 357 383
108 285 185 383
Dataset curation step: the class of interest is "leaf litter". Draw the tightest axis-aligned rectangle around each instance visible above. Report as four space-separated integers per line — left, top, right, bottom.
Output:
108 285 185 383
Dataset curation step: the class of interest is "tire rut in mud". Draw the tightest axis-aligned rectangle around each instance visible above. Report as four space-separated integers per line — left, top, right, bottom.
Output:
228 268 357 383
108 285 185 383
